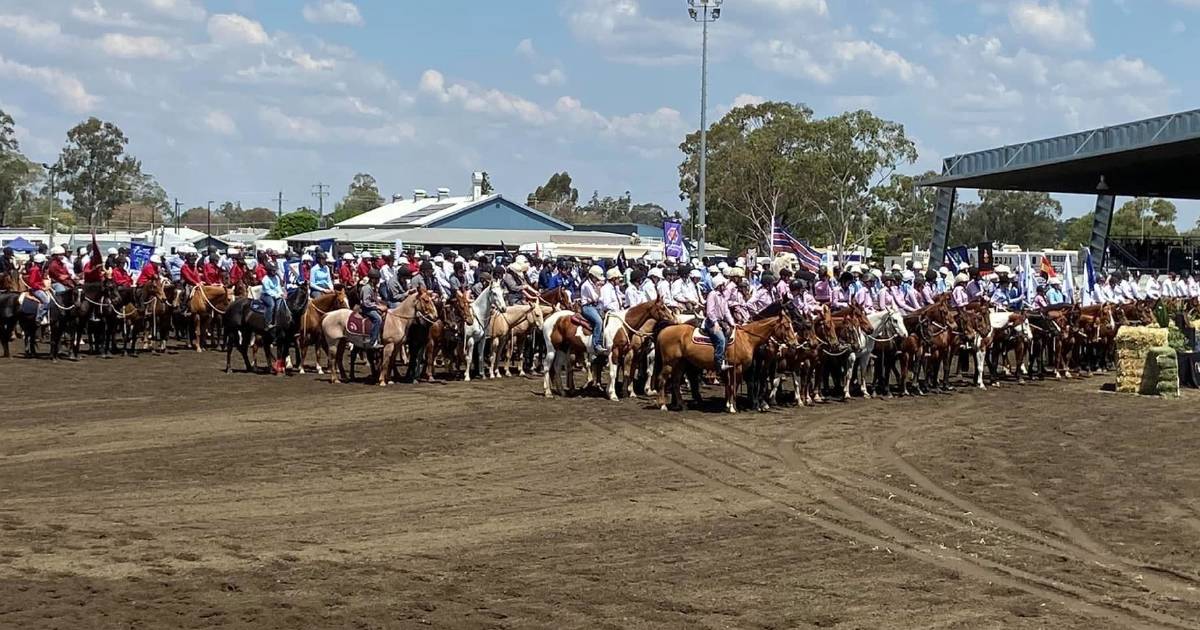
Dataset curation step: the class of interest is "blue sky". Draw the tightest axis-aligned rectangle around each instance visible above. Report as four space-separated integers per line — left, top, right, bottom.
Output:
1 0 1197 227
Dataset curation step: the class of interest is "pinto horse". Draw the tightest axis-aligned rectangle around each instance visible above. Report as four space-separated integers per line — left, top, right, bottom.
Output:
606 298 676 401
292 287 349 374
655 313 797 414
322 288 440 386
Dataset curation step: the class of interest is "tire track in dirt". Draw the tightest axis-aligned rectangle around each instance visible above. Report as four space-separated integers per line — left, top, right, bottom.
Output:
588 417 1198 629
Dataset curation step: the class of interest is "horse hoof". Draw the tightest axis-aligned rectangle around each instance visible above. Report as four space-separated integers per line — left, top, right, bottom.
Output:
660 405 669 411
608 394 619 402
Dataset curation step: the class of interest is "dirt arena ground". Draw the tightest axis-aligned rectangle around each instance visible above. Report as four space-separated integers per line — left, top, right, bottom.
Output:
2 350 1199 629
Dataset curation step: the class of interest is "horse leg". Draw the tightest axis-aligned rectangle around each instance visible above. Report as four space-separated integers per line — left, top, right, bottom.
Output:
464 336 475 382
542 345 556 397
607 350 620 402
658 359 674 411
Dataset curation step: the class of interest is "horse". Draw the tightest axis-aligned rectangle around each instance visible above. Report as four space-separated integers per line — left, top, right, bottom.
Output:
223 288 305 375
188 284 234 352
462 282 507 382
423 288 473 381
322 288 440 386
541 297 661 400
48 286 83 361
487 301 547 379
292 287 349 374
605 298 676 401
825 305 872 401
767 306 826 407
141 277 173 354
655 313 798 414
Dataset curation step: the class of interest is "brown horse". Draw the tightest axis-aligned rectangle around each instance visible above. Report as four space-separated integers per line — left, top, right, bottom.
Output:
293 287 349 374
655 313 797 414
608 298 676 401
187 284 233 352
422 288 473 381
768 310 826 407
487 302 547 378
323 288 439 386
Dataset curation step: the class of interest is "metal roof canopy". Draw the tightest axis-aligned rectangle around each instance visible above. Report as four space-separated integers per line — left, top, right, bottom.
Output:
921 109 1200 198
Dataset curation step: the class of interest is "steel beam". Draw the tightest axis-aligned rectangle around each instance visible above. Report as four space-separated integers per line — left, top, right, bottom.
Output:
1089 194 1116 270
929 187 957 268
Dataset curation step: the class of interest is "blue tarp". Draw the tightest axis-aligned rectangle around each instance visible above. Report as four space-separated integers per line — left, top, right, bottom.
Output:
5 237 36 253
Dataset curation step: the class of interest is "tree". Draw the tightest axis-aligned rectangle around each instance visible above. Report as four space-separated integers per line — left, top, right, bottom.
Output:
799 110 918 257
269 209 318 239
480 171 494 196
679 102 818 252
329 172 384 225
868 171 937 255
0 108 41 227
1109 198 1178 238
528 172 579 218
1060 212 1094 249
951 190 1062 249
54 117 142 227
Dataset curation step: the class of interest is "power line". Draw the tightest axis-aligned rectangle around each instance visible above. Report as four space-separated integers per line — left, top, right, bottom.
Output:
312 183 330 227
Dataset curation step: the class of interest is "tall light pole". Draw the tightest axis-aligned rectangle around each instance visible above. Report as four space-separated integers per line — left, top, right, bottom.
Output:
688 0 721 259
41 163 56 248
206 200 214 248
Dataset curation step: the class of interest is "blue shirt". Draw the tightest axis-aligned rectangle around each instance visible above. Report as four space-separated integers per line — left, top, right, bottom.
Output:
1046 287 1065 304
310 264 333 291
167 255 184 282
261 274 284 298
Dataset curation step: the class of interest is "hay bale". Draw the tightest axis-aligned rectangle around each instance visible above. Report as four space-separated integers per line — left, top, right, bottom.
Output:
1116 329 1172 395
1140 347 1178 397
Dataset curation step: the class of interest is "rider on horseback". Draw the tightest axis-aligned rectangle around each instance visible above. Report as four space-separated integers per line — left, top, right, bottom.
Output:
24 253 49 324
579 265 607 353
704 275 734 371
360 269 386 349
178 249 202 316
259 261 285 329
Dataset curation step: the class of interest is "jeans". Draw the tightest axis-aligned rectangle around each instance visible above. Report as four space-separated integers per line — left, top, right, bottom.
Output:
51 282 69 294
704 320 728 368
364 309 383 345
260 294 278 326
582 304 604 351
33 290 48 320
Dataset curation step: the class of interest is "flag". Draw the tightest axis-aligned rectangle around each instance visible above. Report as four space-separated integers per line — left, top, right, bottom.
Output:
1023 254 1038 301
663 220 686 259
1063 257 1076 303
945 245 970 269
771 222 821 272
128 242 154 271
1084 248 1097 293
616 248 628 273
499 240 512 263
1040 255 1057 278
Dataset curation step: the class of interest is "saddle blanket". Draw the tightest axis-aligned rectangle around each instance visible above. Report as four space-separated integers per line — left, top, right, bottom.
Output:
691 326 734 346
347 312 375 337
570 314 593 333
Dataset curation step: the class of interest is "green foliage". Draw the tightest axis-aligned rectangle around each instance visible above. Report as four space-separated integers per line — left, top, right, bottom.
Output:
678 102 917 253
329 173 384 225
480 172 494 196
269 210 319 239
1110 198 1178 238
951 190 1062 249
53 117 142 227
528 171 579 217
1060 212 1094 250
868 171 937 255
0 108 44 226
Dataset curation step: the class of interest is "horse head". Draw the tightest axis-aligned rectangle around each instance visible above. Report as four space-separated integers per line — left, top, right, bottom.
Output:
647 297 675 325
772 314 799 348
415 287 439 322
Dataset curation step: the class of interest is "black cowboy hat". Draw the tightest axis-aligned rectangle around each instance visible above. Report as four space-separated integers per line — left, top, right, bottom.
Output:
419 261 434 273
794 268 816 282
838 272 854 284
760 271 777 285
367 269 381 280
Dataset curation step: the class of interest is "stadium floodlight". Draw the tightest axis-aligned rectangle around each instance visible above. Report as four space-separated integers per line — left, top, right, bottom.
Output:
687 0 723 258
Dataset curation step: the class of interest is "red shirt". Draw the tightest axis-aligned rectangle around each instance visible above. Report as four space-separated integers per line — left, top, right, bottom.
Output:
374 258 387 270
82 260 104 283
255 264 268 284
25 265 45 291
300 262 312 283
229 262 246 286
111 266 132 287
202 261 222 284
355 260 370 279
180 263 202 286
136 262 158 287
338 263 355 286
47 258 74 287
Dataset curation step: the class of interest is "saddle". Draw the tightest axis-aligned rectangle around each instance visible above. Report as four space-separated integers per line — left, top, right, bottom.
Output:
691 325 734 346
347 311 376 337
570 313 593 333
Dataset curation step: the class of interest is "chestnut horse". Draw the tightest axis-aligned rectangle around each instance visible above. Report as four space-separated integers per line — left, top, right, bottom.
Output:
188 284 233 352
655 313 798 414
292 287 349 374
322 288 439 386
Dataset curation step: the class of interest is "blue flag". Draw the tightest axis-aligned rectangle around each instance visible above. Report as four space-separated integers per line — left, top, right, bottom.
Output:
1084 247 1096 293
663 220 685 259
128 242 154 272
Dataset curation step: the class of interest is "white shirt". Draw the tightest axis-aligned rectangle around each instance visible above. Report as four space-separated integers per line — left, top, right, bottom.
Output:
599 281 623 312
1189 278 1200 298
1144 276 1161 299
580 279 602 306
625 284 647 308
672 279 700 307
656 279 676 307
640 278 657 302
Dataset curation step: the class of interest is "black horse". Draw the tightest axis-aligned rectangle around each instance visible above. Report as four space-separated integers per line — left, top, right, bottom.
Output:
223 288 306 374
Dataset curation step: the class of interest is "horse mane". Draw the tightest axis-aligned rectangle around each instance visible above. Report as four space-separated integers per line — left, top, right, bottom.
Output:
752 300 786 320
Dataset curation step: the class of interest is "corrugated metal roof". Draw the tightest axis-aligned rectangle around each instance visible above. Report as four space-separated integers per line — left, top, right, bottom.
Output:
286 226 636 248
921 109 1200 197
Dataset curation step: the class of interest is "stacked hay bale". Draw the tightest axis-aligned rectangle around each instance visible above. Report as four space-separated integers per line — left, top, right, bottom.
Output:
1148 347 1180 398
1115 326 1169 394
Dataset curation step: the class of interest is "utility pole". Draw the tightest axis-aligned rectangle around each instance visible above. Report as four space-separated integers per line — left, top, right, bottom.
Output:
42 163 56 248
277 191 285 219
687 0 722 259
312 183 330 228
174 198 181 234
206 200 213 245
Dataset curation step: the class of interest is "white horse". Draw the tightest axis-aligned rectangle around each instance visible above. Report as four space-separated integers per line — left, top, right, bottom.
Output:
462 282 507 382
849 309 907 398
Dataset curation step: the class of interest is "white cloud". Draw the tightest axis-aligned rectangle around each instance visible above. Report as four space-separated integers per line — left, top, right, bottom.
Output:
419 69 554 125
71 2 143 28
258 106 414 146
0 13 67 45
302 1 364 26
1009 1 1094 50
0 54 98 113
283 49 336 72
744 0 828 15
533 67 566 86
515 38 537 59
731 93 766 108
143 0 205 21
204 110 237 136
831 40 936 87
98 33 176 59
208 13 270 46
747 40 833 83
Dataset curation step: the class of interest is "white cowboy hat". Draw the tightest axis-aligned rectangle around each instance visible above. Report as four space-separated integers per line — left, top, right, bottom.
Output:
939 266 951 276
508 261 523 272
711 275 727 288
870 268 883 279
106 247 118 255
717 261 729 270
912 261 924 270
689 269 702 279
955 273 969 283
588 265 604 280
605 268 622 280
397 256 409 265
50 245 65 255
33 253 46 263
149 254 162 263
727 267 745 278
958 262 970 271
468 259 478 268
849 263 863 274
648 268 663 279
891 263 901 271
994 264 1011 275
379 249 391 257
1049 276 1062 285
434 254 445 263
986 273 998 281
901 270 915 281
301 253 313 262
342 253 354 260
